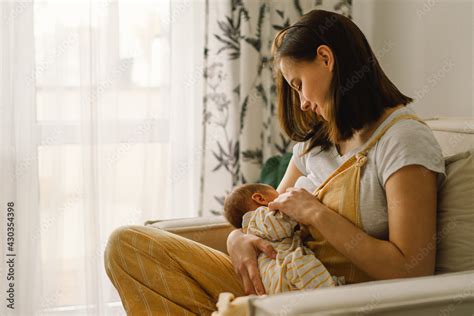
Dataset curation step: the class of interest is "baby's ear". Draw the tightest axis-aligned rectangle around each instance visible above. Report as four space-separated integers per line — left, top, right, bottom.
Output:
251 192 265 204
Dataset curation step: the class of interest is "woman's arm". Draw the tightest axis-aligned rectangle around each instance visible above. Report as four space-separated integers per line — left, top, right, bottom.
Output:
276 156 304 194
312 165 438 280
269 164 438 280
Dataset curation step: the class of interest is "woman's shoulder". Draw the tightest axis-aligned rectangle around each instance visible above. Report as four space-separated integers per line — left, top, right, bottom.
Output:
374 111 446 187
377 113 440 150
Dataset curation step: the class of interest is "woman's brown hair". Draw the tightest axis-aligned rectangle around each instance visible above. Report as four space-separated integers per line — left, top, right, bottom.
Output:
272 9 413 155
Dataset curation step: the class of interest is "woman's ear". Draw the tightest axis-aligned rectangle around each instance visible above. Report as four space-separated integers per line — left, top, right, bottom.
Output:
317 45 334 72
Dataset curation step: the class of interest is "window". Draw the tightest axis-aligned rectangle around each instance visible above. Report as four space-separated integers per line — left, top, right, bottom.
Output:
32 1 188 311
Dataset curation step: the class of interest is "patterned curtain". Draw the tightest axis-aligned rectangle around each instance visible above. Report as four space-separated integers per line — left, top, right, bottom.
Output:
200 0 352 216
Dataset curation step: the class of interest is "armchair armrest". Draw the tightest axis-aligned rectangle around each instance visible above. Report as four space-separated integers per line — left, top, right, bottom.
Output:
251 269 474 315
144 215 234 254
143 217 474 315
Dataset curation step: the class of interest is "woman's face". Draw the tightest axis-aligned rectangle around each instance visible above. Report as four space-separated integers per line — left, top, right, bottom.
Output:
279 45 334 120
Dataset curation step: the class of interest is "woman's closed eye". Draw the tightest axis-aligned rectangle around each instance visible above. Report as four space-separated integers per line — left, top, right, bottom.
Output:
290 79 301 92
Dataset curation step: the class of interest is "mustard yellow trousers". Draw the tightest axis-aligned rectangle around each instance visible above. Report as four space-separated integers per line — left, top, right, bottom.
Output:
104 225 245 315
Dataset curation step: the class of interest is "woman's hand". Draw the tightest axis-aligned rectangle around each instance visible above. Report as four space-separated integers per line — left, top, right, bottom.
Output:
268 187 326 226
227 229 277 296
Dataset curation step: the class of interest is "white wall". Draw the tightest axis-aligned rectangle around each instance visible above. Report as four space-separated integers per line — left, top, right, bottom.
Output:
353 0 473 118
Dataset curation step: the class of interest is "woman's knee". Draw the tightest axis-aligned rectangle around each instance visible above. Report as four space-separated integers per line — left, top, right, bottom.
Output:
104 225 173 267
104 225 136 266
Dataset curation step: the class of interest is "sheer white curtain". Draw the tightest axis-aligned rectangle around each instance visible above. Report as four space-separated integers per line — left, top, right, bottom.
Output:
0 0 204 314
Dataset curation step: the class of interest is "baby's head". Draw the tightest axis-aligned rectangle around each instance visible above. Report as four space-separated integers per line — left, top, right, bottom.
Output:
224 183 279 228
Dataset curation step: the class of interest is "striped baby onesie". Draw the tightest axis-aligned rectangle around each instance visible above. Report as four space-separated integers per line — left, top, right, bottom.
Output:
242 206 342 294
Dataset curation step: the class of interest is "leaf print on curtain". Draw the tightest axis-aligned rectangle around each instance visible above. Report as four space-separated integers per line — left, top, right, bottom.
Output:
200 0 353 216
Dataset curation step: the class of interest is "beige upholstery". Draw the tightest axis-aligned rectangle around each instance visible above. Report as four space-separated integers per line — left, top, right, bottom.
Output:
145 216 233 254
425 117 474 156
253 269 474 315
436 150 474 273
145 117 474 315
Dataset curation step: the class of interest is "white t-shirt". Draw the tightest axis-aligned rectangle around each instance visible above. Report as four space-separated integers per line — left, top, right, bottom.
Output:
292 106 446 240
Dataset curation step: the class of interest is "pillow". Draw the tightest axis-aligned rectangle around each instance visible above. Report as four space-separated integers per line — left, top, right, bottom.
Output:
435 150 474 273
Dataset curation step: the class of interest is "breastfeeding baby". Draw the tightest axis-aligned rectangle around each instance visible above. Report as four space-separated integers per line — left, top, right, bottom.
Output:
223 178 344 294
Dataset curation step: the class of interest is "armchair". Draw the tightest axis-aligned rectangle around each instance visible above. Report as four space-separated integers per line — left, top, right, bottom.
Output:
145 117 474 315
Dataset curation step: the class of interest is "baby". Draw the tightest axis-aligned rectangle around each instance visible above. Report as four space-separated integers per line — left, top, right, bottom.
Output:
224 182 343 294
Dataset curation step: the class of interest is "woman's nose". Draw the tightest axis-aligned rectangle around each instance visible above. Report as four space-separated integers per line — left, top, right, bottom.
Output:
300 97 311 112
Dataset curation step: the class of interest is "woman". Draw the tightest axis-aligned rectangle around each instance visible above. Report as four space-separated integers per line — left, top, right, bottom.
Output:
104 9 445 315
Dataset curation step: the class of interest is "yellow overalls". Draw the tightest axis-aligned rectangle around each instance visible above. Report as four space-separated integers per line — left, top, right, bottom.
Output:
307 113 426 284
